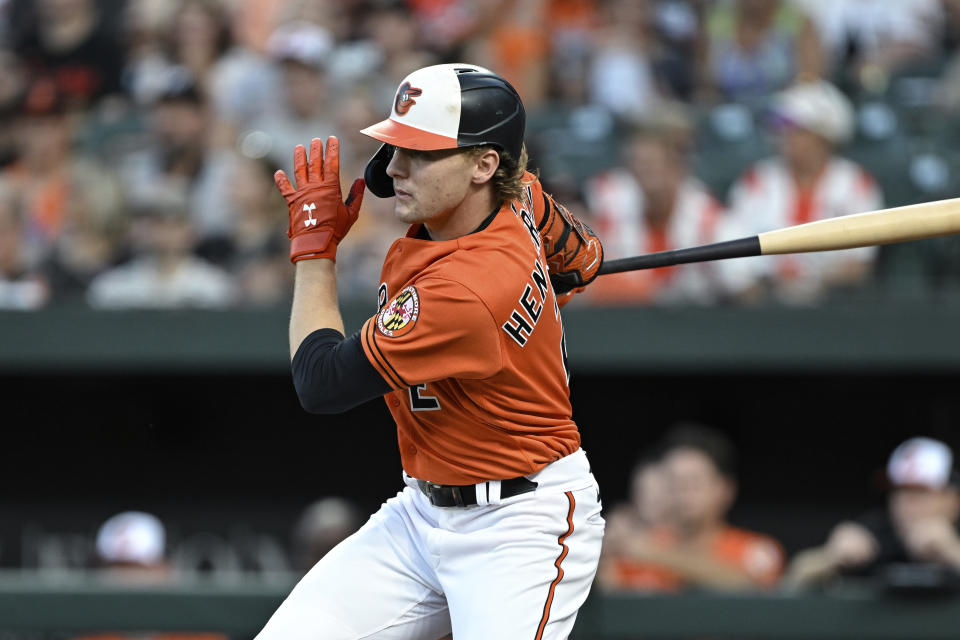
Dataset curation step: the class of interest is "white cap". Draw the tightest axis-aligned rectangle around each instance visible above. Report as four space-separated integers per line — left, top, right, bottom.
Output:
293 497 362 542
95 511 166 566
887 437 955 490
771 80 854 144
267 21 333 70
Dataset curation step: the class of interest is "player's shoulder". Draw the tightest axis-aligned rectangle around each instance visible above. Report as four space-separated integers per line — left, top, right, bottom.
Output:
422 211 545 312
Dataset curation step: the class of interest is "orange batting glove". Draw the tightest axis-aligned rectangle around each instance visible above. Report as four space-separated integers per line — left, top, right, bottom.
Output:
274 136 365 263
540 195 604 296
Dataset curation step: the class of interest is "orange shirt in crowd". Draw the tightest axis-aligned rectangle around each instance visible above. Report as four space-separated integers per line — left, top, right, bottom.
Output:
612 525 785 591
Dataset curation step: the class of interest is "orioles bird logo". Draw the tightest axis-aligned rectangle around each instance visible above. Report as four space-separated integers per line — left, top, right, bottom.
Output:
394 82 422 116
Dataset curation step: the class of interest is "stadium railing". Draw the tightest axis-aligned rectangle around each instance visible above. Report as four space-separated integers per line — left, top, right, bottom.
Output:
2 571 959 639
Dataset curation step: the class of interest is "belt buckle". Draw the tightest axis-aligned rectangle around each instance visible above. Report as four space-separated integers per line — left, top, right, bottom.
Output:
420 480 466 507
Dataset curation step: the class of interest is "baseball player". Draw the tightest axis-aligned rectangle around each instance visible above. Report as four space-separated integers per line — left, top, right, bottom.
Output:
256 64 605 639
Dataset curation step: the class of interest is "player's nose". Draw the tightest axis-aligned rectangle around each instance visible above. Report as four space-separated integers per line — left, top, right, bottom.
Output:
385 147 407 180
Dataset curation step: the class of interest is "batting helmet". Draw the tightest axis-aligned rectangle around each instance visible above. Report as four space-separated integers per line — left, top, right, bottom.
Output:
360 63 526 198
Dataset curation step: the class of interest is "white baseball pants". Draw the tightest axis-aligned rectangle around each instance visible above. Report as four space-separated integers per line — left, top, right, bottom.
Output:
255 448 604 640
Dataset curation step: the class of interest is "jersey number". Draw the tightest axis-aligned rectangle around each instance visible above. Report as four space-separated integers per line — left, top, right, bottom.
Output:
409 384 441 411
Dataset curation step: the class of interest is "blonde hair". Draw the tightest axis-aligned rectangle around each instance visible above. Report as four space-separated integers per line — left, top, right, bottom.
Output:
470 144 532 204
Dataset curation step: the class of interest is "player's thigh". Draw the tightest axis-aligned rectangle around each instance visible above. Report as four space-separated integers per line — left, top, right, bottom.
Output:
442 485 604 640
255 490 452 640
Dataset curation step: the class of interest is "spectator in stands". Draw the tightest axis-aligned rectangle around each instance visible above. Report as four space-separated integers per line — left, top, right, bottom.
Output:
95 510 170 577
41 159 124 304
597 455 676 591
249 21 336 179
456 0 553 109
8 0 126 111
0 49 26 170
0 182 48 309
727 79 882 304
796 0 945 90
405 0 500 56
87 185 234 308
934 0 960 111
2 77 75 257
786 437 960 588
697 0 822 103
2 77 121 269
83 511 229 640
647 0 702 100
584 112 749 305
599 424 785 592
119 70 238 243
123 0 274 139
586 0 662 120
225 153 292 307
291 497 364 576
340 0 436 107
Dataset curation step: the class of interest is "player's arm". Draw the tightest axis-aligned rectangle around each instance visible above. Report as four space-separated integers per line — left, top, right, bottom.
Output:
276 137 391 414
529 176 604 301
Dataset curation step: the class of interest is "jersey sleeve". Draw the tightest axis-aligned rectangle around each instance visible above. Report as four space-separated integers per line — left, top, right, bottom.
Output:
360 277 504 389
527 173 568 261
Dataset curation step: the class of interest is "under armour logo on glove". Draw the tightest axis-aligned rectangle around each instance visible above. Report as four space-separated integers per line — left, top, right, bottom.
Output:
303 203 317 227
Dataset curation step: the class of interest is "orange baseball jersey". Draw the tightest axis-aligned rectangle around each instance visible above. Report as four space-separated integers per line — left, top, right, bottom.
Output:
360 173 580 484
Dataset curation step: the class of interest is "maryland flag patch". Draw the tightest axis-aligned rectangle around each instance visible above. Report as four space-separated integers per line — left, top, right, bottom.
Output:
376 286 420 337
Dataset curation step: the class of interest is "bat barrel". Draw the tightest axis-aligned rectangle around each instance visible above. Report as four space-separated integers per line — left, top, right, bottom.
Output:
758 197 960 255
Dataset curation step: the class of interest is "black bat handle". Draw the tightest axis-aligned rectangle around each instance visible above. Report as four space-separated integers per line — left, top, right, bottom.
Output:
597 236 762 275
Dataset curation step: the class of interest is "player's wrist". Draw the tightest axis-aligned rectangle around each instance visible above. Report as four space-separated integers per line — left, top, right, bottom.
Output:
294 257 337 278
290 230 338 263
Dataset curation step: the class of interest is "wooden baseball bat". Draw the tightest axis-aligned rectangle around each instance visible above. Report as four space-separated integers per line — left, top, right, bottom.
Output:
598 197 960 275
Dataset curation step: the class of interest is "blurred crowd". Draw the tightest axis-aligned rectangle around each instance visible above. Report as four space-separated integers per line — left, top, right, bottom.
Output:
2 0 960 310
25 431 960 606
600 428 960 596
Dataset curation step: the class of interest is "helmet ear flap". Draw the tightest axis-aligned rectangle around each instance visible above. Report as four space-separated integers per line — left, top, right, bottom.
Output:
364 144 395 198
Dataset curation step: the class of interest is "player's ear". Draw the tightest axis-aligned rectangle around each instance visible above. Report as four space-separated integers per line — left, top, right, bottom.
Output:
471 148 500 186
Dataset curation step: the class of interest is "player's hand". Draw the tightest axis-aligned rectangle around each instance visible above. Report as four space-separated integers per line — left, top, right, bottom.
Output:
275 136 365 263
540 197 604 296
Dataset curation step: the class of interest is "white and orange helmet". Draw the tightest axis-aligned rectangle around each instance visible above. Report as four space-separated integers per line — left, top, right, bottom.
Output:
360 63 526 197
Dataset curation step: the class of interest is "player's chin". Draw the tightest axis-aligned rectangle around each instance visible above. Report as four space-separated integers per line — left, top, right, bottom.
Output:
393 201 418 223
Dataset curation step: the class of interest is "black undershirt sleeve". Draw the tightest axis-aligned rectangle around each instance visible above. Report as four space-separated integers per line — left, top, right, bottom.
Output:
291 328 393 414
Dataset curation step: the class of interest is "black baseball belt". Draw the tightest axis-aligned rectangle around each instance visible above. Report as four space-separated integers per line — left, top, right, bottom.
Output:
416 476 538 507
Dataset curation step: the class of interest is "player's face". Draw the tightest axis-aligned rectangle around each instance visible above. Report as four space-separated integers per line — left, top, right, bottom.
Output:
385 147 477 226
